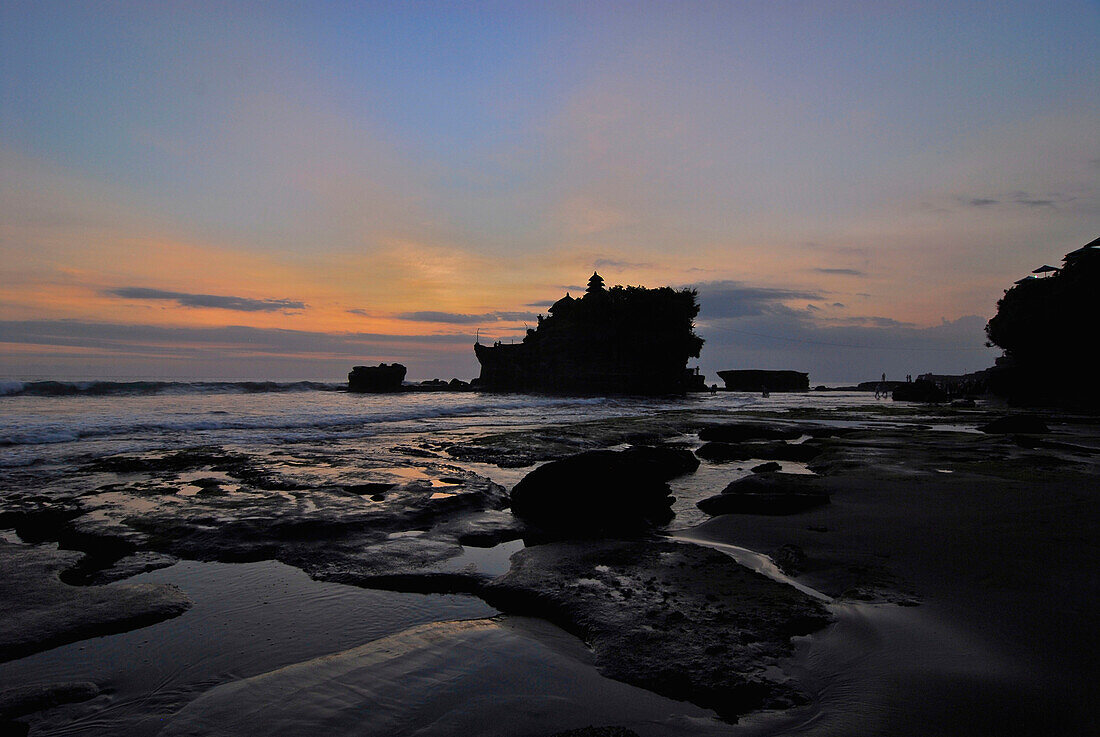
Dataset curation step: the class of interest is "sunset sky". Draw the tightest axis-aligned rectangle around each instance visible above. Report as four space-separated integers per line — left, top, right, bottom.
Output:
2 1 1097 382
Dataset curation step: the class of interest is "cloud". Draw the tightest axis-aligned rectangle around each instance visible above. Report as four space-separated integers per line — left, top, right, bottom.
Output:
346 308 371 316
593 258 654 270
106 287 307 313
958 191 1074 210
395 311 536 325
692 280 823 320
812 268 864 276
0 320 471 356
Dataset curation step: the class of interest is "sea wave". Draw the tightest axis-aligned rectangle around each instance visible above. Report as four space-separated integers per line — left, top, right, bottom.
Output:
0 380 345 397
0 394 614 449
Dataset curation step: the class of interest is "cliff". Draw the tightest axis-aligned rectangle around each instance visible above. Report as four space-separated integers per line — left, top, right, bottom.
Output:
984 236 1099 407
474 273 704 394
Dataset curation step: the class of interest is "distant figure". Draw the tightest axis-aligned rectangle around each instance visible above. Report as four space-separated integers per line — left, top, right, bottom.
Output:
762 388 770 397
881 372 886 382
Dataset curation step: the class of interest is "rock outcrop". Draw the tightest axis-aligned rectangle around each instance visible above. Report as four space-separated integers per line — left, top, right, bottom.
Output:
348 363 406 393
480 540 831 721
474 273 704 394
697 473 830 516
0 541 192 663
985 236 1099 407
509 447 697 536
717 370 809 392
891 379 949 403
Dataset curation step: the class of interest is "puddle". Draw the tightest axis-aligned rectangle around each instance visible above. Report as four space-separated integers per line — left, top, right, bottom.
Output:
0 559 497 737
439 538 524 578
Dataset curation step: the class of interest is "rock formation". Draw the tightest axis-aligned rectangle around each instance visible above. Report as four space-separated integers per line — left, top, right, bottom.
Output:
474 273 704 394
717 370 809 392
985 236 1099 407
348 363 406 393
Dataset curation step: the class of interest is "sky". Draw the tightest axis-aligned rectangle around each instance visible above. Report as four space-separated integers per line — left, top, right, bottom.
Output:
1 1 1097 382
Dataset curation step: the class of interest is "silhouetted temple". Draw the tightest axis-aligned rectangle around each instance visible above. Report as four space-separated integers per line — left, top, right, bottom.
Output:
474 273 704 394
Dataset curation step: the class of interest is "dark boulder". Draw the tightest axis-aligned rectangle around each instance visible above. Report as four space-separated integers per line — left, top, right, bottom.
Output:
698 424 803 443
697 473 829 516
979 414 1050 434
751 461 782 474
618 445 700 480
891 380 948 403
509 449 681 535
696 441 821 463
348 363 406 393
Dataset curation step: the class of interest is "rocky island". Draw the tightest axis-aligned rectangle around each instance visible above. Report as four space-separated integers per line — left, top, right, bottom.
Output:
348 363 406 393
474 272 705 394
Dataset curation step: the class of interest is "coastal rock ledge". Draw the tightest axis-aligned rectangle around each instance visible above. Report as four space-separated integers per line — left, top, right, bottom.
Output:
481 539 832 721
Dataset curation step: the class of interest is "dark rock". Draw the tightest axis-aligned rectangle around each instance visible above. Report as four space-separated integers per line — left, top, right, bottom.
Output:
803 426 859 439
751 462 782 474
951 398 977 408
0 720 28 736
771 544 807 576
348 363 406 393
698 423 803 443
86 448 249 474
0 682 99 719
481 539 831 721
697 473 829 516
696 441 821 463
510 450 676 535
343 482 396 496
84 551 179 585
548 729 641 737
0 540 191 662
891 380 949 403
717 370 809 393
979 414 1050 434
618 445 700 480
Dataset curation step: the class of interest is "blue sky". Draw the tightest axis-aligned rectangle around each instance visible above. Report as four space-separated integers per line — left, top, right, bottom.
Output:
1 1 1097 380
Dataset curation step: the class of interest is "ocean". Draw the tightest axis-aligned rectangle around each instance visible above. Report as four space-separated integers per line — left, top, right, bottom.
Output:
0 379 880 469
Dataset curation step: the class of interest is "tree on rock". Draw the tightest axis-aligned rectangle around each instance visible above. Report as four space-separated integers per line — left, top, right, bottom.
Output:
985 236 1098 406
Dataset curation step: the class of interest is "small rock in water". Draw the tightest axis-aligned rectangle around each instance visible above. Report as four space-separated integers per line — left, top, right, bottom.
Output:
697 473 829 516
698 423 803 443
750 461 782 474
979 414 1050 434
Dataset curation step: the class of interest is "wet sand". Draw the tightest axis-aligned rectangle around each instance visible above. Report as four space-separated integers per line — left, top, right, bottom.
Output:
679 423 1100 735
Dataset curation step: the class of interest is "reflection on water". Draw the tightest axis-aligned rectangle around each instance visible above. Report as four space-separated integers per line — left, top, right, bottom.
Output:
0 560 496 737
159 616 740 737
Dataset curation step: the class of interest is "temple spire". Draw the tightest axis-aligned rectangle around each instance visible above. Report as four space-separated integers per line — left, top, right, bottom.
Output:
586 271 605 294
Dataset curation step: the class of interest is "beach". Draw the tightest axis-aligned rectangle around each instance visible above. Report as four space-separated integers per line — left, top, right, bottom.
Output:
1 383 1097 735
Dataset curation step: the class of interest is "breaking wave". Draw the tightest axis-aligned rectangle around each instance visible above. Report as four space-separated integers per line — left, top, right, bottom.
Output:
0 380 344 397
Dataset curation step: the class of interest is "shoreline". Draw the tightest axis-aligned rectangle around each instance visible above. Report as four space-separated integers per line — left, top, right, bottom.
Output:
1 395 1097 734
